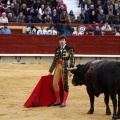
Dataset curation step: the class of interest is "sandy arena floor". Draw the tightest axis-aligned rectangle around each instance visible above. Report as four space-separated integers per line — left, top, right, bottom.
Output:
0 63 113 120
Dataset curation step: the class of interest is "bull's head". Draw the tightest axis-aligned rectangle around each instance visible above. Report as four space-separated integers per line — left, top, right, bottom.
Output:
69 64 85 86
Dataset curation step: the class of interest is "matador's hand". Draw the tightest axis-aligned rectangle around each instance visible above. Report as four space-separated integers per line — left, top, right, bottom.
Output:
49 72 52 75
68 71 72 78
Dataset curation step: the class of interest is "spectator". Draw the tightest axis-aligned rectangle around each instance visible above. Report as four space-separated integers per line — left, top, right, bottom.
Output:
74 16 83 24
7 0 11 7
95 0 103 9
47 25 57 35
97 9 106 23
80 8 89 23
72 26 82 35
33 0 41 11
59 9 67 23
42 8 51 20
65 14 71 23
108 4 117 16
46 5 52 14
0 23 12 34
69 10 75 23
21 0 34 9
104 14 113 24
115 28 120 36
7 12 16 22
85 24 94 32
86 4 95 16
43 14 53 23
0 0 3 9
37 26 48 35
0 3 4 16
24 14 34 23
112 23 120 31
40 0 45 5
6 7 14 17
50 0 57 9
79 25 86 35
38 4 45 16
25 24 38 34
54 23 63 35
89 10 98 24
81 0 87 9
12 0 20 14
0 12 8 23
19 3 28 16
17 11 25 23
85 0 94 10
51 8 59 23
33 13 43 23
2 4 9 11
78 0 83 7
113 11 120 24
101 21 112 31
62 24 74 35
56 0 67 11
93 26 102 35
103 0 114 15
27 5 38 18
96 5 103 15
30 24 39 34
10 2 18 17
114 0 119 12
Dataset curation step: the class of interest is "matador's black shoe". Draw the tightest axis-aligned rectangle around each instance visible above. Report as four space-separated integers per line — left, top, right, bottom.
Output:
60 104 66 108
50 103 61 106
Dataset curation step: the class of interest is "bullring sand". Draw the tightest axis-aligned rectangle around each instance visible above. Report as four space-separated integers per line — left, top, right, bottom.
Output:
0 63 112 120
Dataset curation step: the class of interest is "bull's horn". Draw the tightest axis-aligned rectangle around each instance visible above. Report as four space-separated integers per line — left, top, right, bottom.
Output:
67 67 77 71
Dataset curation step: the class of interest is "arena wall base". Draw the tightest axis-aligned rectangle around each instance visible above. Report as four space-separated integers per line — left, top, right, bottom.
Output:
0 56 119 64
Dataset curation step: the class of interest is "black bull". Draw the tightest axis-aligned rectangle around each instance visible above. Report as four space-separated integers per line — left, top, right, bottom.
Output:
70 60 120 120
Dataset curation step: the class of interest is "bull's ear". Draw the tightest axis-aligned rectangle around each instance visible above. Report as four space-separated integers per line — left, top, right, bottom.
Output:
70 70 77 74
71 64 83 74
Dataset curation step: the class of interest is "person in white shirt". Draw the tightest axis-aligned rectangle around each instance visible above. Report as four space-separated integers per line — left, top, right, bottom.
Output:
38 4 45 16
72 26 83 36
115 29 120 36
101 22 112 31
0 12 8 23
37 26 48 35
47 25 57 35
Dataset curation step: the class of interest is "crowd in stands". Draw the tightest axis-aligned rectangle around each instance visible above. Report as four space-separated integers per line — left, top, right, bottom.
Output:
0 0 119 24
0 0 120 35
23 21 120 36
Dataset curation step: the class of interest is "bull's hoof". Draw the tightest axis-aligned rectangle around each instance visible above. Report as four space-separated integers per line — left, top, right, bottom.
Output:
112 115 118 120
117 113 120 119
106 110 111 115
87 109 94 114
117 116 120 119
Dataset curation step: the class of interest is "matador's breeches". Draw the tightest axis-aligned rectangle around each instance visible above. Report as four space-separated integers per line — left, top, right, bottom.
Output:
53 59 69 92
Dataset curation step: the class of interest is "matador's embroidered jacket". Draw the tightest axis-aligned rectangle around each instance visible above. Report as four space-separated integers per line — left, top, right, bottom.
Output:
49 45 75 73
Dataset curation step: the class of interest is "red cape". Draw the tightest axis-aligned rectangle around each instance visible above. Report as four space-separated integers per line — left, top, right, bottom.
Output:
23 75 63 107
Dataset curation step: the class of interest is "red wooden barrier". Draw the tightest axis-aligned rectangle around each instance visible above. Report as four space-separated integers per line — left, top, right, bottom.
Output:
0 35 119 55
11 29 23 34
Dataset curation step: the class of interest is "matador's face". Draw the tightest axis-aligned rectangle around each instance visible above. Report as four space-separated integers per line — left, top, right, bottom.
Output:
59 38 66 47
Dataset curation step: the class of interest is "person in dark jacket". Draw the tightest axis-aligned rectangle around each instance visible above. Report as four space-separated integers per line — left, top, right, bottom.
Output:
93 26 102 35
